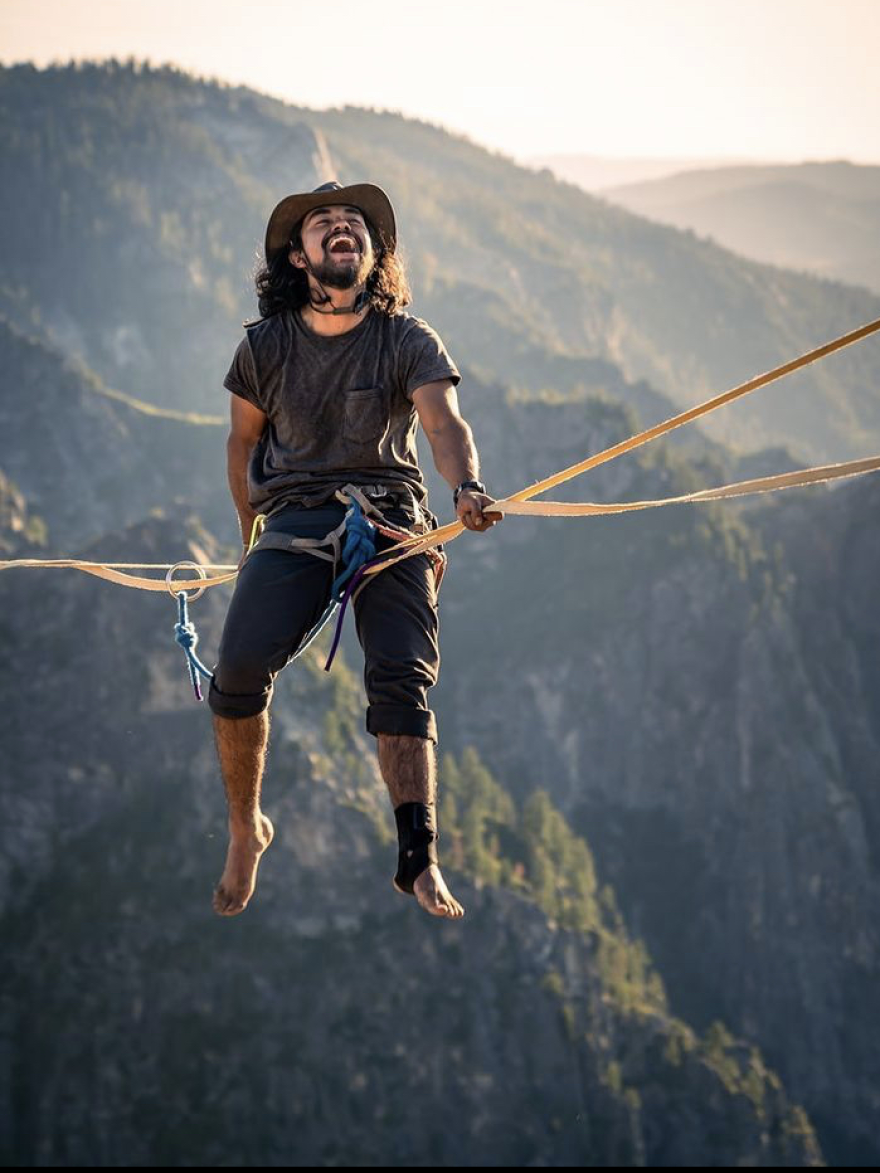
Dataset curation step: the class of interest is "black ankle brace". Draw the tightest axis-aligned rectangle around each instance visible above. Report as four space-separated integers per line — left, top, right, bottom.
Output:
394 802 439 895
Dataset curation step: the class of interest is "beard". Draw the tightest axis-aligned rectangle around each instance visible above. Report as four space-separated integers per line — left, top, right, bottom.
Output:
311 249 373 290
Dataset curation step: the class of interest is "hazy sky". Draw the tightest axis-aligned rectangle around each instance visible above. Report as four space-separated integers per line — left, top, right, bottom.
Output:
2 0 878 163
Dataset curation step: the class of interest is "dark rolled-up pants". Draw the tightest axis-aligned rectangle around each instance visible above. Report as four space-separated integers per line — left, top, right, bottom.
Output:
208 502 442 742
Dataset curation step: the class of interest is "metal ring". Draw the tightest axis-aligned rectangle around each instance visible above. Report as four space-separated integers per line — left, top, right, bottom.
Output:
165 560 207 602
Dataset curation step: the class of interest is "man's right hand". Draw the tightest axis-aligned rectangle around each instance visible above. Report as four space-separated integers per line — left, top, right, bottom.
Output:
456 490 501 533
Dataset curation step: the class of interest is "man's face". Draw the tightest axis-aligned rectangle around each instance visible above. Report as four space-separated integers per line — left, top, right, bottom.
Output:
291 203 375 290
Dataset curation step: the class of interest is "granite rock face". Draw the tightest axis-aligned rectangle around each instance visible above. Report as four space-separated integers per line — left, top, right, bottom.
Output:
432 395 880 1165
0 516 820 1166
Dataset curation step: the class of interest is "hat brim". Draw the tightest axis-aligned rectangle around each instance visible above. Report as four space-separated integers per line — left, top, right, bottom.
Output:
265 183 397 262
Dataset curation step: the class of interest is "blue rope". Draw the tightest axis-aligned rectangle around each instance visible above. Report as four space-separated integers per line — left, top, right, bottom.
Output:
292 498 377 667
174 590 213 701
330 500 377 597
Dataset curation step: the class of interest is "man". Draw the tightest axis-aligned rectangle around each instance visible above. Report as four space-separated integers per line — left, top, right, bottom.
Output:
208 181 499 920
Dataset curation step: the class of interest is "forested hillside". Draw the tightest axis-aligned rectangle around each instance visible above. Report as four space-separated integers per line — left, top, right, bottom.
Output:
2 60 879 460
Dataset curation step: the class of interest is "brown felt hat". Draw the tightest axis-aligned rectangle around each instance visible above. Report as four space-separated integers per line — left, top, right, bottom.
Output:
264 181 397 263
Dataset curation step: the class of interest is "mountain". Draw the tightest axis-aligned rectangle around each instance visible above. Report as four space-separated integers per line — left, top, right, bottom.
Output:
525 153 768 192
0 314 229 550
1 61 879 467
0 323 843 1166
0 513 819 1167
602 161 880 296
432 385 880 1164
3 57 880 1164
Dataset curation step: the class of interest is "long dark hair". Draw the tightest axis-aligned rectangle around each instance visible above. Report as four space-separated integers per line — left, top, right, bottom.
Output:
253 219 411 320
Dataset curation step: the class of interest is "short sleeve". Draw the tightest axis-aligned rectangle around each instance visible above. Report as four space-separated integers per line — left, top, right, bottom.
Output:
398 317 461 402
223 335 263 410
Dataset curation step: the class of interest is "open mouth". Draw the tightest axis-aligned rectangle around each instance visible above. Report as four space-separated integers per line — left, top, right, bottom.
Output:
326 233 360 256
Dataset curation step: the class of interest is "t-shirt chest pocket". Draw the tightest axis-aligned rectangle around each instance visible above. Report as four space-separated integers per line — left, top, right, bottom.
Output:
342 387 389 445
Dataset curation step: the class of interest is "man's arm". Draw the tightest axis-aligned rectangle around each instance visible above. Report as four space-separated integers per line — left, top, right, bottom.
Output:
412 379 499 532
227 394 268 557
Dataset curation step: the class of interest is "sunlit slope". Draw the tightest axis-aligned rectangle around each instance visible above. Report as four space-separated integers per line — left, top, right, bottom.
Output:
604 161 880 295
1 61 879 464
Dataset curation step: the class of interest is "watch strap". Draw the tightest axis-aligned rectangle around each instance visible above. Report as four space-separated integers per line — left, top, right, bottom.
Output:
453 479 486 507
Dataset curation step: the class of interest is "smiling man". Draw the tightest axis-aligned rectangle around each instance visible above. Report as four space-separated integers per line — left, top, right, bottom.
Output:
208 181 499 921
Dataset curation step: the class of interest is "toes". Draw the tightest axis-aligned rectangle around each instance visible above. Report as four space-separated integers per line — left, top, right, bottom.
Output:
431 894 461 918
447 894 464 918
213 884 246 916
411 868 465 919
414 889 448 917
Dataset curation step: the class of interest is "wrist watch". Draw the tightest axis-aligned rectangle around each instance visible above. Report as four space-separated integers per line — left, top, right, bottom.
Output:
453 479 486 507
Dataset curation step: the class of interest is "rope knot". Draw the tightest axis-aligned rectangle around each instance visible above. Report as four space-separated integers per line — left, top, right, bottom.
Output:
173 590 213 701
174 620 198 652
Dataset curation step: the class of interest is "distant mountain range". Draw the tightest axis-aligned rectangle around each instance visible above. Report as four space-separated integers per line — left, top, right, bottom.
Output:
559 158 880 296
526 153 770 192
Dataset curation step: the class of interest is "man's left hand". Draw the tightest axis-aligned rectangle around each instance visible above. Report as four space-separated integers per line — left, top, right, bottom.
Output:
457 491 502 532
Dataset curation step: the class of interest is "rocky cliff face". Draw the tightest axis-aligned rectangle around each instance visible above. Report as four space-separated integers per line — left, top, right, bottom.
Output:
0 469 44 554
0 314 856 1167
0 516 820 1166
0 316 231 550
430 390 880 1164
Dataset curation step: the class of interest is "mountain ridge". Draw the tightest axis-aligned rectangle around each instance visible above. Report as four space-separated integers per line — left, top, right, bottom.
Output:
602 160 880 295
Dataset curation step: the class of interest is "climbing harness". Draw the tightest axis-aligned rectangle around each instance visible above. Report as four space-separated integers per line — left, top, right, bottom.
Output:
246 489 381 674
170 485 442 697
3 313 880 694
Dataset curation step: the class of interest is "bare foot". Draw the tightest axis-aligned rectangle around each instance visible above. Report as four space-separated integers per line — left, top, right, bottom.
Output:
213 815 274 916
412 864 465 919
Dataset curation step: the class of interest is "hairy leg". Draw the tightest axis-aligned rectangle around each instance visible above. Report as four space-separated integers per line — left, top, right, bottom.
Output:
212 711 274 916
377 733 464 919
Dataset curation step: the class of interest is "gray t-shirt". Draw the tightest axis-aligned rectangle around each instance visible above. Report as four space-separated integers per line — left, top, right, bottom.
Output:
223 306 460 514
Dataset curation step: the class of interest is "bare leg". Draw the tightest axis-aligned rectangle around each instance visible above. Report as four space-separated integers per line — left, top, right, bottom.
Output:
376 733 464 919
212 711 274 916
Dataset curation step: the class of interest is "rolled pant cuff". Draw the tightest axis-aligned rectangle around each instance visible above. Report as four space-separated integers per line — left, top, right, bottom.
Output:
207 676 273 719
366 704 438 743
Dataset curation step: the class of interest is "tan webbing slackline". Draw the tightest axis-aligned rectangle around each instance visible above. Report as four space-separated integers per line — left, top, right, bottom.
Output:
2 314 880 591
361 313 880 573
480 454 880 517
0 559 239 593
